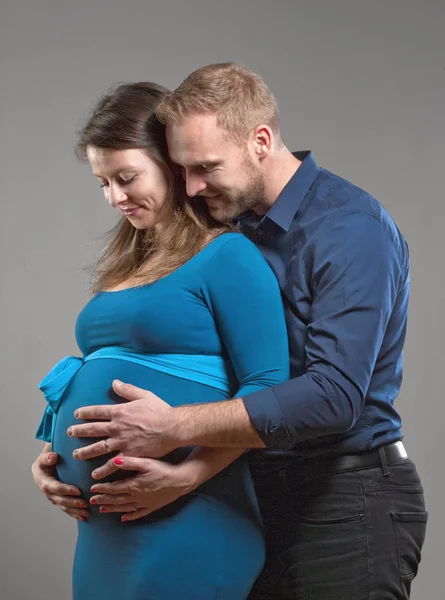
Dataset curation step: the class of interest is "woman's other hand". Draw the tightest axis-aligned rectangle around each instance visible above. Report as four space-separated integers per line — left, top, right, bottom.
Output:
31 444 89 521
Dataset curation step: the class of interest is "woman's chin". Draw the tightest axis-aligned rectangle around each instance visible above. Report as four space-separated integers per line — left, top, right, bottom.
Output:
126 215 153 230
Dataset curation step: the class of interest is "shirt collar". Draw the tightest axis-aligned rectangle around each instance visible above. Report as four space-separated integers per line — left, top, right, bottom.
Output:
238 151 319 233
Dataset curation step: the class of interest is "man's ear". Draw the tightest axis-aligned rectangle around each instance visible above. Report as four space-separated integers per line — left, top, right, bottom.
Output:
252 125 273 159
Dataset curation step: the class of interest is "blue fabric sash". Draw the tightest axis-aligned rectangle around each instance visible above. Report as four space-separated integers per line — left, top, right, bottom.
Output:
36 346 233 443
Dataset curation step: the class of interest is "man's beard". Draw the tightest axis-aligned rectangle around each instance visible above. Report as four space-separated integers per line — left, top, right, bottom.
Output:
209 157 266 223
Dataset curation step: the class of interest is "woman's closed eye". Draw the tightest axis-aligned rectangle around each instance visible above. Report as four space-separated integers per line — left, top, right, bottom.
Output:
99 175 136 188
118 175 136 185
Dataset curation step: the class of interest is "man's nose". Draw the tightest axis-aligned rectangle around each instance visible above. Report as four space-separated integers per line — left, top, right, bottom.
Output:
185 173 207 198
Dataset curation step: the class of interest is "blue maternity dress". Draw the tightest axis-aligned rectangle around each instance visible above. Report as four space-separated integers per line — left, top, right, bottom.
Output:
37 233 289 600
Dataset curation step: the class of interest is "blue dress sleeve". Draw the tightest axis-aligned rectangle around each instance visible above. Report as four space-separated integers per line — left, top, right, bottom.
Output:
200 235 290 397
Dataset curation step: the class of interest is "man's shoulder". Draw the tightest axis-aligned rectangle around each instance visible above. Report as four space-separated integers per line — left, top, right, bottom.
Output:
313 168 401 235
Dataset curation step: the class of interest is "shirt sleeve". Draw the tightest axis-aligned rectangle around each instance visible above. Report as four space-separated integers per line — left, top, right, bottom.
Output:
200 235 290 397
243 210 408 448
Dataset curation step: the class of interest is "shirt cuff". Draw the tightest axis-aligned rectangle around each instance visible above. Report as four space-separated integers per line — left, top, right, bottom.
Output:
243 387 293 449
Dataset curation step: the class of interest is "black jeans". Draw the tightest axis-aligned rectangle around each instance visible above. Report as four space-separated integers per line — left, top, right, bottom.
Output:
248 452 428 599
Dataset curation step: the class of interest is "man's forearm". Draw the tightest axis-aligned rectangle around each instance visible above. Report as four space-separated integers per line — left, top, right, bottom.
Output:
174 398 266 448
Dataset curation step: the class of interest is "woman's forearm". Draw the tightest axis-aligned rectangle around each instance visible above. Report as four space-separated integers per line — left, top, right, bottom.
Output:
178 446 246 491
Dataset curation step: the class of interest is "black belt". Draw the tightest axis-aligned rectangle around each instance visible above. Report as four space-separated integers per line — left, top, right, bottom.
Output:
250 441 408 475
320 441 408 473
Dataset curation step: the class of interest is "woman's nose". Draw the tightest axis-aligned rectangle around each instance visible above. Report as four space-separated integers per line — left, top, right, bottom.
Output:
108 184 127 207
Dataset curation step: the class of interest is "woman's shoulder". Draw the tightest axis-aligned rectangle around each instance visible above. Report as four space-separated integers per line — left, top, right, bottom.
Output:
204 232 263 259
198 232 272 277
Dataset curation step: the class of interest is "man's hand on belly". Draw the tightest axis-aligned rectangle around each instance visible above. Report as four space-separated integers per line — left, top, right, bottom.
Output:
67 380 183 460
68 379 264 461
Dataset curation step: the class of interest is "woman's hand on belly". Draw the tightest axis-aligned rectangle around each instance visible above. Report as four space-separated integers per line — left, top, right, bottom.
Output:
32 444 90 521
89 455 196 521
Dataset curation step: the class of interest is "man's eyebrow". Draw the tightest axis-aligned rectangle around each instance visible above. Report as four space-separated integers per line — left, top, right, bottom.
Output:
173 160 221 168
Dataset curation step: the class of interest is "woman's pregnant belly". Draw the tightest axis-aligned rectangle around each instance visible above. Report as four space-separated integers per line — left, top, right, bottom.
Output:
52 358 228 495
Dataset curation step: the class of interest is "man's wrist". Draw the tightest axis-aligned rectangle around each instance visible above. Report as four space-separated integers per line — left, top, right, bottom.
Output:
170 398 265 449
171 405 198 447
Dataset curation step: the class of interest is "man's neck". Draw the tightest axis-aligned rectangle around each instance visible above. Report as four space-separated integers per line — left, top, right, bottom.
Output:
256 148 301 215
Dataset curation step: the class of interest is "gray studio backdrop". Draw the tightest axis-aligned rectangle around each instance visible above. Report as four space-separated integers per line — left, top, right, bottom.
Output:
1 1 443 598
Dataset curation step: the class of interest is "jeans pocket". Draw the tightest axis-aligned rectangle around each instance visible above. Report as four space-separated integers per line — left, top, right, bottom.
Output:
391 511 428 598
294 512 364 525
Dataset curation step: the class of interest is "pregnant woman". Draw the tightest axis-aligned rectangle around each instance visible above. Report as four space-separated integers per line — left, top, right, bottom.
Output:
33 82 289 599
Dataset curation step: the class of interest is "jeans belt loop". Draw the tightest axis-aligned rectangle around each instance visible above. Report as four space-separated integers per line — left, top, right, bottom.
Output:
378 445 390 476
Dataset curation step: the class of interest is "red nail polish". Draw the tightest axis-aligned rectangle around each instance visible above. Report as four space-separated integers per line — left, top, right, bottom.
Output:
99 507 107 513
121 517 128 522
90 498 96 504
114 457 124 466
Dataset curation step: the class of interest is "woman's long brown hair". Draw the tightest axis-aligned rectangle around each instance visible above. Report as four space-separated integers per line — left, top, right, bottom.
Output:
76 82 233 292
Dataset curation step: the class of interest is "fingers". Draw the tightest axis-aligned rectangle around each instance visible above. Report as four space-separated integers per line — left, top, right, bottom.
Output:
48 493 89 510
90 478 136 495
41 477 82 497
33 451 58 473
60 506 89 521
121 507 154 522
68 422 111 439
91 459 120 480
47 494 89 521
98 503 141 514
90 493 131 506
91 455 150 480
114 456 153 472
72 439 117 461
74 405 114 420
112 380 146 402
41 451 58 465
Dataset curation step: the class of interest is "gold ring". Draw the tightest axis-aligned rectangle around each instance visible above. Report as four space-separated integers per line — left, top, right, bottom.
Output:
103 439 110 452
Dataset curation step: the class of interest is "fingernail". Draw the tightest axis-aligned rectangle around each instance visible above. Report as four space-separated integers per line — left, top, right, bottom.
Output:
47 453 56 461
113 457 124 466
73 450 79 458
67 427 73 436
114 380 122 387
121 517 128 522
99 507 107 513
90 498 97 504
72 489 81 496
81 512 89 518
78 502 88 508
90 486 98 492
74 411 79 418
79 516 87 522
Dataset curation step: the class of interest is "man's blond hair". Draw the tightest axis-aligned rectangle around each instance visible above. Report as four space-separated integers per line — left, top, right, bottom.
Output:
156 62 281 145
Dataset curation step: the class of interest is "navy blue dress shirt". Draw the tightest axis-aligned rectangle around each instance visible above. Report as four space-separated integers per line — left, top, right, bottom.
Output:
240 152 409 456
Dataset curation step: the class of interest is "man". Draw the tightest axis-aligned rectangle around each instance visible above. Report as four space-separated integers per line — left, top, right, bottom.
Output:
33 63 427 598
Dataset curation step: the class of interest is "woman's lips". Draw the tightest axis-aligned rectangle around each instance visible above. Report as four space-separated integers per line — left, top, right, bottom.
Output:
120 207 141 216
